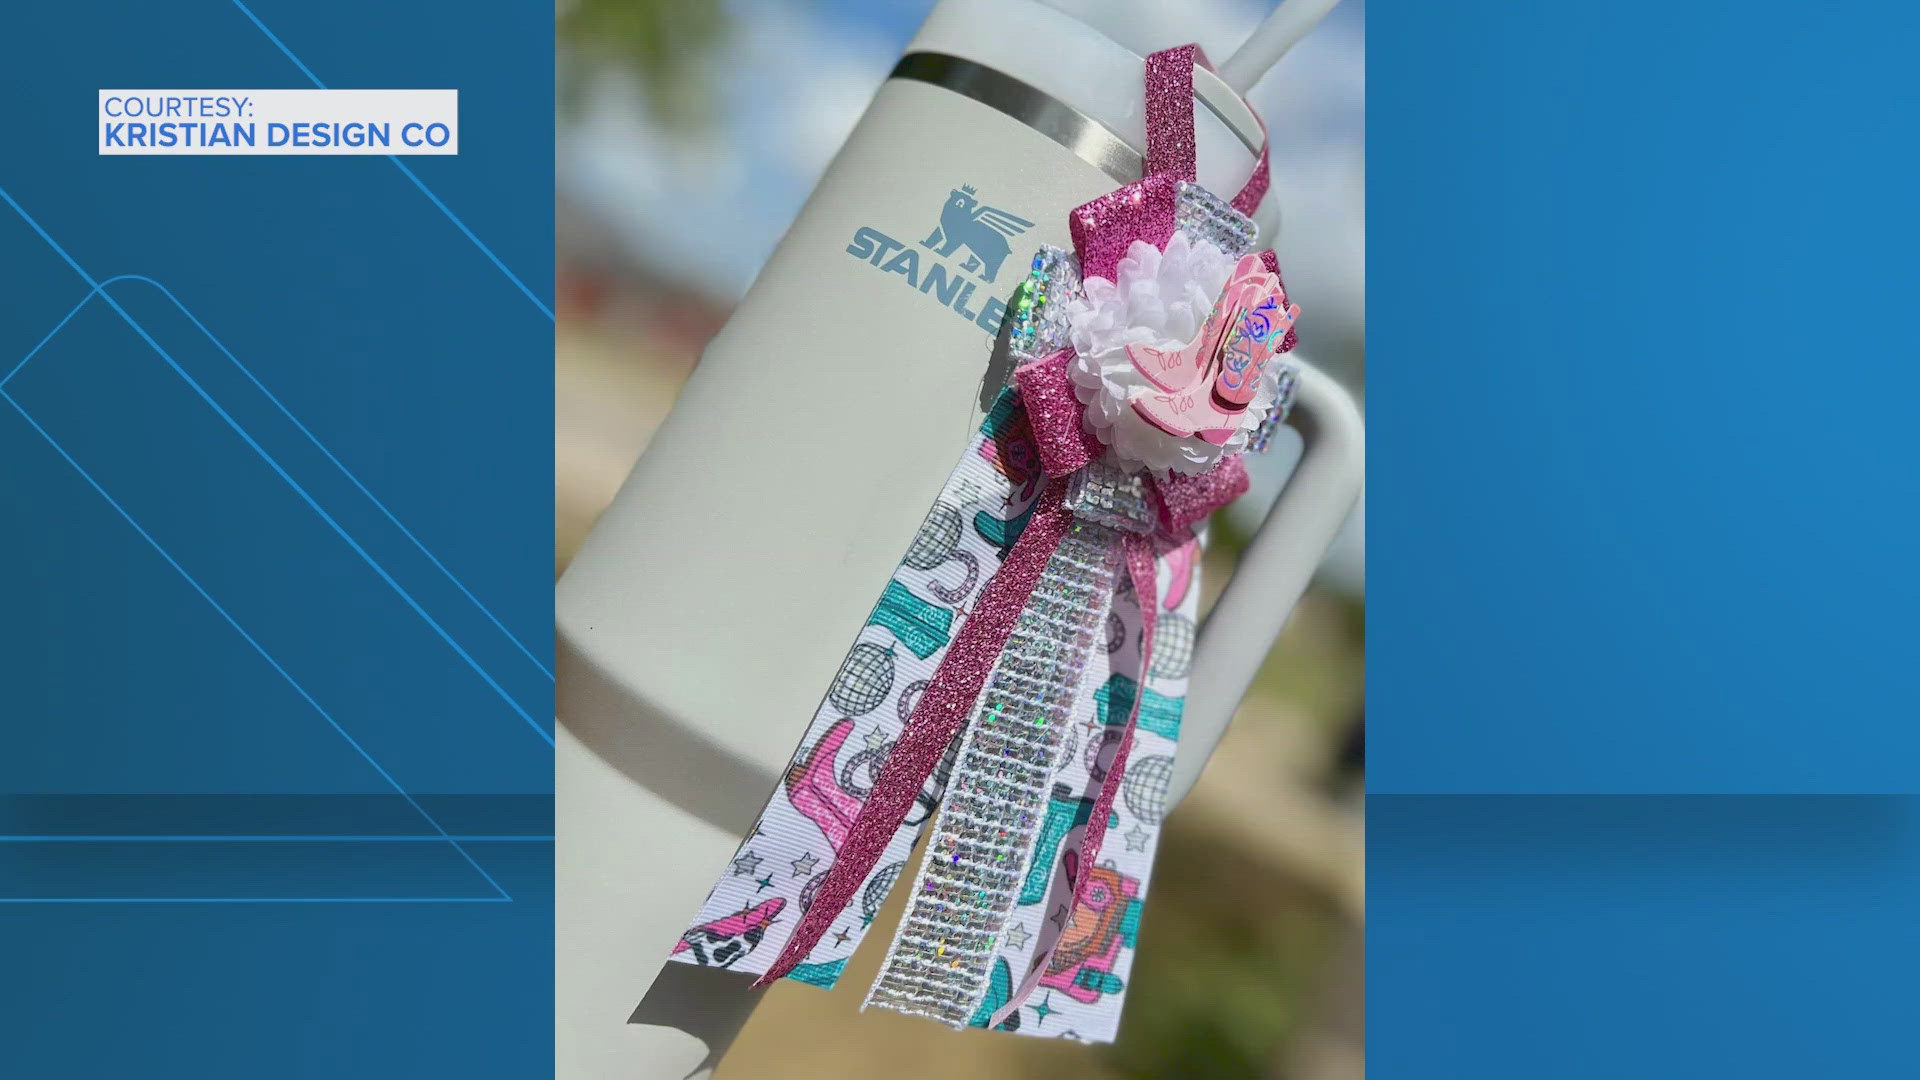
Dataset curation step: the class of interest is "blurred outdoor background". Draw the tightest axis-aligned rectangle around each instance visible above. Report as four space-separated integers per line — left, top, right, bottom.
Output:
554 1 1364 1076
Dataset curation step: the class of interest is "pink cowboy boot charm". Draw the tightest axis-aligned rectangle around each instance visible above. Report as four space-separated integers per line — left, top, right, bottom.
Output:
1126 253 1298 444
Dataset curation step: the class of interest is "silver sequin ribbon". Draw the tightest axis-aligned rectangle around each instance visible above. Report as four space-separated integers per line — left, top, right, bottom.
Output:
865 517 1121 1025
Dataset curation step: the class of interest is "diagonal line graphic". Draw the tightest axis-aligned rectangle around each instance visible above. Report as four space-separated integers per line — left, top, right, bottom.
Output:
3 284 100 387
0 898 514 904
3 275 554 683
0 389 511 902
227 0 556 322
0 184 552 746
0 835 555 842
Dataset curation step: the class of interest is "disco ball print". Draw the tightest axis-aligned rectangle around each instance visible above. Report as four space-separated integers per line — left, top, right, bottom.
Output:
1085 726 1125 782
1122 754 1175 825
1149 613 1194 679
841 743 887 797
829 642 895 716
897 678 928 721
863 860 906 920
904 503 963 570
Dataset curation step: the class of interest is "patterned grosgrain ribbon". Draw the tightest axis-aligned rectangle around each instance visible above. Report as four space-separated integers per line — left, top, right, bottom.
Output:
983 532 1158 1027
754 479 1075 987
755 358 1251 999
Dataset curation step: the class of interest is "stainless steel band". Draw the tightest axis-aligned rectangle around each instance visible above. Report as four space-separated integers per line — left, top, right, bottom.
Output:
887 51 1263 186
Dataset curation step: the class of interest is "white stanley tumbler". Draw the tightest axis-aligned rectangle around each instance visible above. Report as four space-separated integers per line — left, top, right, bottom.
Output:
554 0 1364 1075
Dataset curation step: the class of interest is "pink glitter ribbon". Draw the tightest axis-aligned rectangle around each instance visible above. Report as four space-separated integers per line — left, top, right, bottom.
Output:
1012 349 1103 476
1065 46 1194 280
1157 456 1252 533
1070 45 1271 282
1144 44 1200 180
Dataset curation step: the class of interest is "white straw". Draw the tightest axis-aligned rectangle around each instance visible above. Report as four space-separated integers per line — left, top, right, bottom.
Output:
1218 0 1344 93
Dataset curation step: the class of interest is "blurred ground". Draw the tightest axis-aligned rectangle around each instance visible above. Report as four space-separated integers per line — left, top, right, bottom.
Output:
556 2 1363 1076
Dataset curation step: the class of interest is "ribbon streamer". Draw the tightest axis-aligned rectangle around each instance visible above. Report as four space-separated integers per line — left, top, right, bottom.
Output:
986 531 1159 1026
759 347 1249 1011
666 42 1296 1045
865 515 1123 1024
756 481 1073 987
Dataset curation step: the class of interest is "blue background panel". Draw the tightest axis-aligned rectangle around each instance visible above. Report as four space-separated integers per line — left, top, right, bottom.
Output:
0 842 550 1076
1370 1 1920 791
4 291 548 793
1372 796 1920 1077
0 0 553 1075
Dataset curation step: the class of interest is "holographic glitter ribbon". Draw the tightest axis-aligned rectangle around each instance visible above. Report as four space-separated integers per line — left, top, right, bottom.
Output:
669 42 1299 1045
865 517 1122 1024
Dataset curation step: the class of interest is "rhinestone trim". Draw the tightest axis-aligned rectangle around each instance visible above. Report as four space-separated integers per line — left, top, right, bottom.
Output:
1006 245 1082 361
865 520 1121 1026
1246 363 1300 454
1065 460 1157 535
1175 180 1258 256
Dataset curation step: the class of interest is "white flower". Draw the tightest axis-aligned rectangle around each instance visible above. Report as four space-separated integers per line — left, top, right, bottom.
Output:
1065 233 1284 475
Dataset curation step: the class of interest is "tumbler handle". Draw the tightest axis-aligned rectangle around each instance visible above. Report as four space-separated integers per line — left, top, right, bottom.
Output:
1168 359 1364 807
